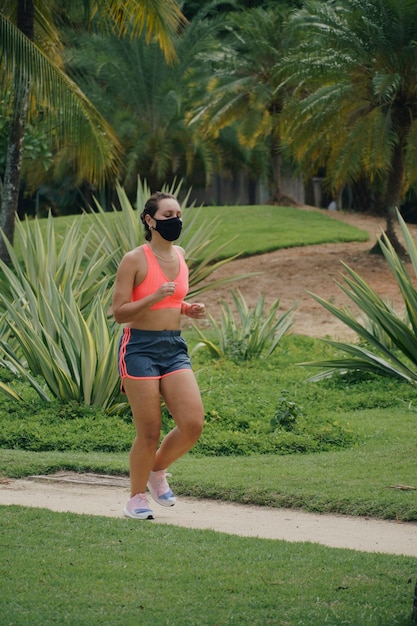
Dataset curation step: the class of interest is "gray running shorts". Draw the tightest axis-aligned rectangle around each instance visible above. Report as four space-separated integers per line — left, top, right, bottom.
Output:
118 328 192 388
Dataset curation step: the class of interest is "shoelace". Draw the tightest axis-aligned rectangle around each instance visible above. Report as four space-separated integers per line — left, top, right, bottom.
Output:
132 493 150 508
154 471 172 493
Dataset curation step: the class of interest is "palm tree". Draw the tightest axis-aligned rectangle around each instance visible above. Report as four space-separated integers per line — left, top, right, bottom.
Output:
190 6 292 202
61 5 223 196
280 0 417 254
0 0 185 261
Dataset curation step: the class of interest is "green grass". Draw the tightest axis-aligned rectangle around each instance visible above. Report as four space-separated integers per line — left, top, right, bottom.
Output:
0 336 359 457
16 204 369 261
1 404 416 522
1 506 416 625
206 205 369 258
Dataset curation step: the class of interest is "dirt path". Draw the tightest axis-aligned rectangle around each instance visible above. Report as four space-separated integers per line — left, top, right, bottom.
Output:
193 208 414 341
1 473 416 557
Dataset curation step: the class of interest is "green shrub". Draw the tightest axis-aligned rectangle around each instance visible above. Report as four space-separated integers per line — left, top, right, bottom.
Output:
2 332 417 457
194 417 356 456
0 179 253 409
305 211 417 384
0 334 358 456
192 290 296 361
0 278 123 409
270 390 304 431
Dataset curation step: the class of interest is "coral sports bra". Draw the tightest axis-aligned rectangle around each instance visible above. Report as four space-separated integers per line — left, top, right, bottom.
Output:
131 244 189 310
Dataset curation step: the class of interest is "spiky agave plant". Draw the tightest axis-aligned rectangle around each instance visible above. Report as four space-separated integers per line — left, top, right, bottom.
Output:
0 274 123 409
0 214 124 410
192 290 295 361
304 211 417 383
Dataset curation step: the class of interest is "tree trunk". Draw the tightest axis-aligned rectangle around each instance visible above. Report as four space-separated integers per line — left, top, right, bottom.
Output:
370 139 407 257
0 0 34 263
270 132 282 197
266 132 299 206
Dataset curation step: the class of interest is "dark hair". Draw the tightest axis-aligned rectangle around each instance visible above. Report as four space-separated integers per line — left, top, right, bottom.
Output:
140 191 177 241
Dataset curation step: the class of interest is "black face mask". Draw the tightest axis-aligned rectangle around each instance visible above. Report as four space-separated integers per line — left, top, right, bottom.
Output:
154 217 183 241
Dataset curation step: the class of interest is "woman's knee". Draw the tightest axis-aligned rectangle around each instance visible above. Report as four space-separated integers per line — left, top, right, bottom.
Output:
145 429 161 447
182 414 204 442
133 420 161 448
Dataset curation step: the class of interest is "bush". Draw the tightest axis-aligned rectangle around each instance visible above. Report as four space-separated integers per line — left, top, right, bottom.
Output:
270 390 304 431
305 211 417 384
192 290 295 361
0 179 248 409
0 335 360 456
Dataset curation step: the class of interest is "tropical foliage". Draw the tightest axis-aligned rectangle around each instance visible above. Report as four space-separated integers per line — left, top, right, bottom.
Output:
0 334 358 457
0 179 250 407
281 0 417 248
190 6 291 200
66 5 223 194
0 214 122 409
87 178 251 298
5 0 417 234
305 212 417 383
0 0 185 259
192 290 295 361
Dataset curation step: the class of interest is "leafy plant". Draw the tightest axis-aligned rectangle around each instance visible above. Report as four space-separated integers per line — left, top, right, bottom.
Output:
281 0 417 251
270 391 304 431
0 216 125 409
0 334 361 456
0 212 113 312
304 211 417 383
0 177 251 408
0 278 123 409
0 379 21 402
192 290 295 361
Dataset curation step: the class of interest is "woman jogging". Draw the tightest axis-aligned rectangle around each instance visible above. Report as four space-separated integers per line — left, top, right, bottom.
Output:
112 191 205 520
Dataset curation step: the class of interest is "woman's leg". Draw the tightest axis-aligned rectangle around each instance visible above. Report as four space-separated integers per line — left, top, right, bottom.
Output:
123 378 162 497
154 370 204 471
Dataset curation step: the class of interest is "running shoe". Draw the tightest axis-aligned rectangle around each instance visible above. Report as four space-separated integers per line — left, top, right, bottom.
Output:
124 493 154 520
147 470 176 507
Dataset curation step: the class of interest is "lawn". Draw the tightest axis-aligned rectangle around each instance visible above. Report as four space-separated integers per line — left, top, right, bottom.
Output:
14 203 369 261
1 505 416 625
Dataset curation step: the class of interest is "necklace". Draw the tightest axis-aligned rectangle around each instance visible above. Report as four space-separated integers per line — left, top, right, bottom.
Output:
150 247 176 262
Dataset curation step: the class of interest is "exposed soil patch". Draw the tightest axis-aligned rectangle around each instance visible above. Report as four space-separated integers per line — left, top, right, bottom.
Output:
193 208 415 341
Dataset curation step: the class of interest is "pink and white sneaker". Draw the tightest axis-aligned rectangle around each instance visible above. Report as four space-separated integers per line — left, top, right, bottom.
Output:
147 470 176 507
124 493 154 520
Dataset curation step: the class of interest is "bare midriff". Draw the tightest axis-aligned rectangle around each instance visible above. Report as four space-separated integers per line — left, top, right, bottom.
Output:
126 308 182 331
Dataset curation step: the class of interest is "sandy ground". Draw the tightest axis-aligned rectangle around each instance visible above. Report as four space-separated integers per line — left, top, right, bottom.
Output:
1 473 417 557
1 209 417 556
193 208 415 341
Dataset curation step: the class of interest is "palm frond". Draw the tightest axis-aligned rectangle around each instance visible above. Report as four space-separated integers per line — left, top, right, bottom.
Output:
103 0 186 62
280 0 417 198
0 13 121 184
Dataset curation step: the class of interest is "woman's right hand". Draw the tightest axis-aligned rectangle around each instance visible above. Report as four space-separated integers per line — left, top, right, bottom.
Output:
155 282 177 301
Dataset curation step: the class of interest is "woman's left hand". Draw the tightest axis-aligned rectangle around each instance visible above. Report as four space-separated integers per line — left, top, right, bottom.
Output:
186 303 206 319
